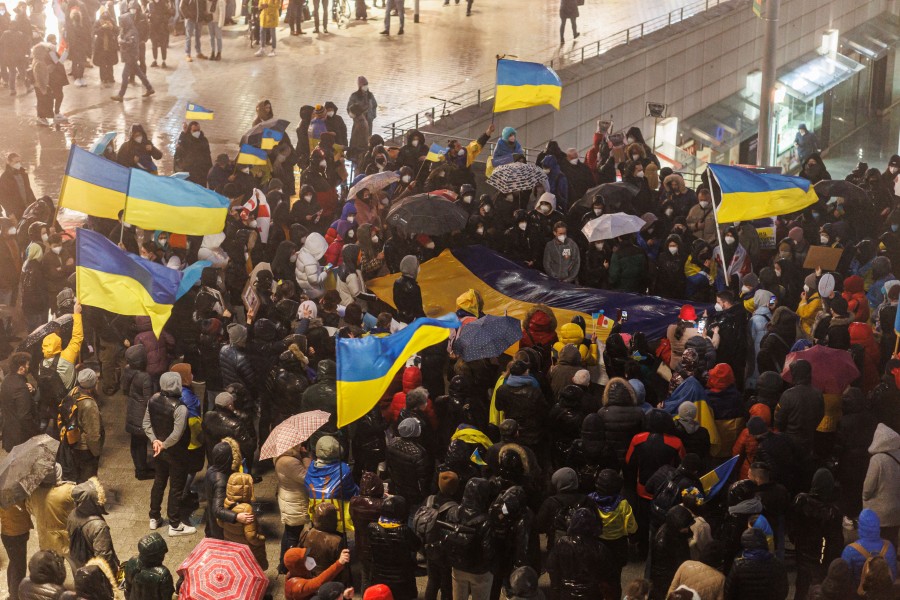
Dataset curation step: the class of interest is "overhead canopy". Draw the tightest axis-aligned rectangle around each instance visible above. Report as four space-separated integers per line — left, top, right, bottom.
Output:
778 52 864 103
841 14 900 61
367 245 707 341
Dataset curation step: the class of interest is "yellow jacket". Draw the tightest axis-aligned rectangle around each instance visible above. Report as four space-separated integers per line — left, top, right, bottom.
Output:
258 0 280 28
796 294 821 336
41 313 84 389
597 498 637 541
552 322 598 366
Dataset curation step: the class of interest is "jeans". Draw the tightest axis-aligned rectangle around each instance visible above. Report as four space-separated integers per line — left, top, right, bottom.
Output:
149 450 189 527
185 19 202 55
279 524 303 572
451 569 492 600
151 32 169 61
312 0 328 30
118 61 153 97
559 16 576 40
384 0 403 31
262 26 276 48
208 21 223 54
72 448 99 483
130 433 152 476
1 533 28 600
425 560 452 600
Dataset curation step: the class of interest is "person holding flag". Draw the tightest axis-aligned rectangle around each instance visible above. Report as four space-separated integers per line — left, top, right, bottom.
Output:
446 123 495 189
174 121 213 186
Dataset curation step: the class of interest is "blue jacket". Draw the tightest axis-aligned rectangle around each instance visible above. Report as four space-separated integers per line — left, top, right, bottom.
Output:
541 155 569 212
867 273 895 308
840 508 898 586
663 376 705 415
493 127 523 160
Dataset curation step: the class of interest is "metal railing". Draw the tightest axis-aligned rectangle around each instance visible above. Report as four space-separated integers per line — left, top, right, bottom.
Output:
383 0 737 142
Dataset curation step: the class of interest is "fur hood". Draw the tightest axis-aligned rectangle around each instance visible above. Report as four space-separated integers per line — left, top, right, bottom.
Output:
72 477 107 516
222 437 243 472
602 377 637 407
76 556 123 600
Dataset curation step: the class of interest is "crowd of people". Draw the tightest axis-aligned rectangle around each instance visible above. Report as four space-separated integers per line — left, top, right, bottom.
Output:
0 76 899 600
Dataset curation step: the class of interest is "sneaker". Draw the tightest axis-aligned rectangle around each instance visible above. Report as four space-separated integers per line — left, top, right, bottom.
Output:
76 78 87 87
143 88 155 97
255 47 265 56
185 55 193 62
110 95 123 101
268 49 275 56
168 523 197 537
36 117 50 126
150 60 158 67
54 113 68 121
149 518 160 530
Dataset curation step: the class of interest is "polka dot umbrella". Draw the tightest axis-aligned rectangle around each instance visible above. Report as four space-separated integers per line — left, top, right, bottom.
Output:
177 539 267 600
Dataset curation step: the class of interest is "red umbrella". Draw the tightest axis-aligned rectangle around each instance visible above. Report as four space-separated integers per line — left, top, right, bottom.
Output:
177 539 267 600
259 410 331 461
781 344 860 394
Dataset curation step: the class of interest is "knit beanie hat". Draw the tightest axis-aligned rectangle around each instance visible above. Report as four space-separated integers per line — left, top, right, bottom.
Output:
227 323 248 345
77 368 97 389
160 372 182 395
214 392 235 408
397 417 421 439
438 471 460 496
573 369 591 386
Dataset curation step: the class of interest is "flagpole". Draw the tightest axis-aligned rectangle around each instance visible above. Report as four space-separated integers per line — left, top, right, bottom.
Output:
708 167 727 287
491 55 503 127
119 168 132 246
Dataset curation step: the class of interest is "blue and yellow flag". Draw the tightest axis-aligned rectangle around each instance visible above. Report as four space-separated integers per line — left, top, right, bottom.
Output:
59 146 129 220
336 315 461 427
494 59 562 113
261 128 284 150
186 102 214 120
236 143 268 166
425 143 447 162
124 169 230 236
700 455 739 499
708 163 818 222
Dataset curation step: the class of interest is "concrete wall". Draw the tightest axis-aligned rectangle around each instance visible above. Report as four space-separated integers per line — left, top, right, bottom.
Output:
419 0 893 154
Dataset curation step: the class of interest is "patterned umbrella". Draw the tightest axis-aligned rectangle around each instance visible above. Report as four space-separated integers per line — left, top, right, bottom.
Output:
348 171 400 201
386 193 470 236
0 434 60 508
177 539 267 600
452 315 522 362
259 410 331 461
581 212 646 242
487 162 549 193
16 314 73 353
781 344 860 395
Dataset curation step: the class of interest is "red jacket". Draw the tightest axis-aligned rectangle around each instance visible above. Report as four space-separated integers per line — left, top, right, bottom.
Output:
849 322 880 392
733 403 772 479
386 366 437 428
843 275 870 323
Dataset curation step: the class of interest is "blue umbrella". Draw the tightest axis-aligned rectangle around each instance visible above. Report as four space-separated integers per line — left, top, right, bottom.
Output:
89 132 117 155
452 315 521 362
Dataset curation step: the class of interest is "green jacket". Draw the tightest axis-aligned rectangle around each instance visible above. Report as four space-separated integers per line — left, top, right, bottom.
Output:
124 557 174 600
609 244 647 292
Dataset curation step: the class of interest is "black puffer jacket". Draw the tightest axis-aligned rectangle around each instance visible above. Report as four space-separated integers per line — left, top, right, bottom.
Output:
201 407 255 464
270 348 310 426
219 343 256 394
724 528 789 600
18 550 67 600
301 360 338 452
546 508 617 600
834 388 877 516
495 378 551 446
565 413 620 493
597 378 644 462
386 436 432 505
366 496 420 600
648 505 694 599
445 478 495 574
121 345 153 436
773 360 823 450
202 439 240 540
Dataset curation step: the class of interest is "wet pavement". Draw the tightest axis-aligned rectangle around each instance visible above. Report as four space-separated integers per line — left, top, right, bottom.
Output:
2 0 693 205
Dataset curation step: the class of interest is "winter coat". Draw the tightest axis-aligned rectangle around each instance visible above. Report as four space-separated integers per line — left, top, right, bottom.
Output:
862 424 900 527
335 244 365 307
543 236 581 282
668 561 725 600
219 344 256 393
386 436 432 505
121 345 153 437
840 508 898 586
654 237 687 298
495 376 550 446
835 390 877 517
203 439 241 539
626 409 685 499
686 203 717 245
790 489 842 570
91 18 118 67
733 403 771 479
597 378 645 463
202 408 255 465
173 130 213 186
849 322 880 392
559 0 578 19
295 233 329 300
348 472 385 564
650 505 694 598
1 371 38 452
27 481 76 557
774 362 824 451
67 478 118 572
133 317 174 377
546 509 617 600
221 473 268 568
122 532 175 600
755 308 798 375
367 523 419 600
18 550 68 600
608 243 647 292
723 539 789 600
300 361 338 447
275 446 311 527
258 0 279 28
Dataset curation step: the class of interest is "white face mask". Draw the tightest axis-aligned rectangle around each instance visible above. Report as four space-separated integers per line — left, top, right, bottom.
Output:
569 158 578 165
476 227 484 235
539 204 551 215
463 196 472 204
668 246 678 255
804 284 810 293
665 208 673 217
411 139 419 147
304 195 313 202
627 137 636 144
556 234 566 243
891 166 898 174
11 162 22 170
401 175 411 183
635 171 644 178
347 215 355 223
774 267 782 277
505 195 513 202
289 253 298 263
425 241 435 249
41 233 49 242
51 246 62 254
361 85 369 92
6 227 15 235
632 154 640 161
191 130 201 138
714 302 723 312
699 201 709 209
724 236 735 245
820 235 829 245
594 242 604 250
326 111 334 117
319 160 327 168
741 285 751 294
371 235 379 244
518 222 527 231
347 230 355 238
304 557 317 571
482 206 491 214
135 135 144 144
458 149 466 157
593 208 603 216
248 219 258 228
241 167 250 174
543 168 551 174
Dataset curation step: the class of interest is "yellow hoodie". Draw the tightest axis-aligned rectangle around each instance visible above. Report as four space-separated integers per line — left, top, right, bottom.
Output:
41 313 83 389
551 322 598 366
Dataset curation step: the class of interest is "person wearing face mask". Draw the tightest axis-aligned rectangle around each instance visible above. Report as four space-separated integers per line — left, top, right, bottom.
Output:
564 147 594 202
579 197 606 229
528 192 564 261
712 225 752 293
319 101 348 147
455 183 479 215
738 272 760 313
0 152 35 221
653 234 687 299
92 10 120 84
796 272 823 337
882 155 900 203
290 184 323 231
300 148 339 226
330 201 357 241
347 76 377 138
398 129 427 177
504 209 537 268
357 223 386 279
661 173 697 218
42 233 74 313
116 123 162 172
624 127 657 164
686 188 718 245
174 121 213 186
800 152 831 185
364 146 391 176
622 159 654 215
540 155 570 212
492 126 523 162
445 124 494 190
579 236 610 288
793 123 819 167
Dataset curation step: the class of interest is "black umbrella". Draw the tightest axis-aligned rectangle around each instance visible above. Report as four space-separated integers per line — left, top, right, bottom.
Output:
452 315 521 362
386 193 470 236
240 118 291 147
0 434 59 508
569 182 640 214
16 314 74 353
814 179 868 202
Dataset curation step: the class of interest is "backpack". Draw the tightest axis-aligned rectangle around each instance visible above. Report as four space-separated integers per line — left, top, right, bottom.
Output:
650 475 684 525
850 541 891 596
440 514 485 569
38 354 68 420
57 390 82 446
412 495 457 559
551 499 584 538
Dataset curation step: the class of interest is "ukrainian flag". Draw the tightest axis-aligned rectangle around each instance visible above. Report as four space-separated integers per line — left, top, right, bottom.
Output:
425 142 447 162
708 163 818 222
700 455 739 500
494 59 562 113
336 314 461 427
236 143 269 166
75 228 180 337
261 128 284 150
185 102 214 120
59 146 129 220
124 169 231 236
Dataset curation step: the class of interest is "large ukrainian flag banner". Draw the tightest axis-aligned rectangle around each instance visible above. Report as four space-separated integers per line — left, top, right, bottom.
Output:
124 169 231 236
708 163 818 222
494 59 562 113
336 314 461 427
59 146 129 220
